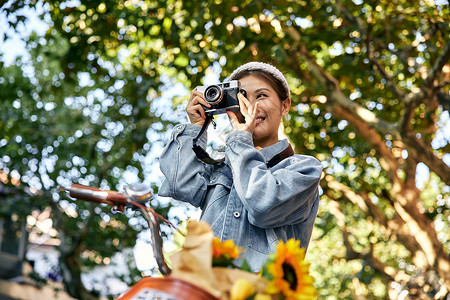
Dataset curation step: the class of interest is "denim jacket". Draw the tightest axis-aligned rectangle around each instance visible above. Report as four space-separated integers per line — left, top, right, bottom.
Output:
159 124 323 271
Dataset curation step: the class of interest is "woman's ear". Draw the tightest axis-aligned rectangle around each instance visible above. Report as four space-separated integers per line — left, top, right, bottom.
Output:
281 97 291 116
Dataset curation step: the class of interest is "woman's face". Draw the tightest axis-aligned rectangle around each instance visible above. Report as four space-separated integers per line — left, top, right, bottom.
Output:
239 75 290 149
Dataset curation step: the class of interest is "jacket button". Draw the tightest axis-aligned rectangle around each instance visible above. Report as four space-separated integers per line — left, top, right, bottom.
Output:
233 212 240 218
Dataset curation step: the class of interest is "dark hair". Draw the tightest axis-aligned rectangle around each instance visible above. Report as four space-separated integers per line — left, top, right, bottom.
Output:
232 69 289 101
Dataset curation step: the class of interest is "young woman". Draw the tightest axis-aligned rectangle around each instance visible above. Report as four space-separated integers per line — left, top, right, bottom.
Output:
159 62 323 271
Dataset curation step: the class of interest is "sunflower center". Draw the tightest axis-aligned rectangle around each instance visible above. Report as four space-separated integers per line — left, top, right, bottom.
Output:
282 262 298 290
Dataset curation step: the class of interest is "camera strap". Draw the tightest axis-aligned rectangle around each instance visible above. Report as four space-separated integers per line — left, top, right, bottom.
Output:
266 144 295 168
192 115 226 165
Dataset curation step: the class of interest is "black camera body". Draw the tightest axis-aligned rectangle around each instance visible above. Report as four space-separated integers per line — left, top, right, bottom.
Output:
197 80 241 116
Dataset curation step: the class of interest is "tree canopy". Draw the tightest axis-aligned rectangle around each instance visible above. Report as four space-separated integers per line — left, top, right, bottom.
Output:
1 0 449 299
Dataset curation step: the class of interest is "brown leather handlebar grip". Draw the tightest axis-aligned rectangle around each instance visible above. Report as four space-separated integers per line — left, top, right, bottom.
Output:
68 184 127 205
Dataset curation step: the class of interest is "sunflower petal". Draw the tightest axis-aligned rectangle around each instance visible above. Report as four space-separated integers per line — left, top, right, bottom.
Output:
263 238 316 299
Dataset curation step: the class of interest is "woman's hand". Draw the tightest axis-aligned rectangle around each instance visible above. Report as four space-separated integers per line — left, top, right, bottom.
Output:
227 93 259 135
186 88 211 126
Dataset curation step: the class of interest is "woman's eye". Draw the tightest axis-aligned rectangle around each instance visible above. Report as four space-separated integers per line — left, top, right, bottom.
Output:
257 94 267 99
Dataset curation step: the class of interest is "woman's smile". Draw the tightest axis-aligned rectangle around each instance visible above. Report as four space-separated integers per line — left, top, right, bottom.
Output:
238 75 290 148
255 116 265 124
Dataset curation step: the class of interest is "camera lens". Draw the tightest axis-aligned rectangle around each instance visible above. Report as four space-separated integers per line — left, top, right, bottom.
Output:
204 85 223 104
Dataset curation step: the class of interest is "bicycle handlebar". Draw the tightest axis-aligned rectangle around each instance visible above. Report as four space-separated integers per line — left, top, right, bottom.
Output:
59 184 171 275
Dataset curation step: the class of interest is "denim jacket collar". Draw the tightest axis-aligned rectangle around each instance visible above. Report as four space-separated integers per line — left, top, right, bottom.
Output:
259 139 290 163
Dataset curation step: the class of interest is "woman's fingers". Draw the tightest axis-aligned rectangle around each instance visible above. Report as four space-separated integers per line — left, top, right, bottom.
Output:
188 90 209 110
186 88 212 126
251 102 259 121
227 110 245 132
189 89 211 108
238 93 258 122
196 103 206 119
227 110 238 125
229 94 259 134
246 102 258 129
238 93 252 119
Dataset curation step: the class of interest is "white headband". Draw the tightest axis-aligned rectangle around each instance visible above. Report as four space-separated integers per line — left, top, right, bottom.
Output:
227 62 290 98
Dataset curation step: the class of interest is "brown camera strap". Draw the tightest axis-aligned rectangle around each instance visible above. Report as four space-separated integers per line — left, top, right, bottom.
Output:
192 116 225 165
266 144 295 168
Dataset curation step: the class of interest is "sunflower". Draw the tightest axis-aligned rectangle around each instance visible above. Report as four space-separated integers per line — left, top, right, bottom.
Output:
212 237 243 267
265 239 317 300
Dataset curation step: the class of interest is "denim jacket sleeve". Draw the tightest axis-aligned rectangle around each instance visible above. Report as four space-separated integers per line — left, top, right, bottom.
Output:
225 130 323 228
158 124 211 207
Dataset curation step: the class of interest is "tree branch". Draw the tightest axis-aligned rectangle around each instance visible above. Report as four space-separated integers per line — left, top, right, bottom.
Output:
435 81 450 90
403 132 450 185
332 0 449 186
49 195 98 300
332 105 400 180
335 0 407 101
296 42 399 134
323 177 429 269
283 16 450 288
367 51 408 100
423 39 450 88
284 25 403 183
328 201 411 283
0 0 12 10
323 175 385 223
284 23 399 137
330 198 445 296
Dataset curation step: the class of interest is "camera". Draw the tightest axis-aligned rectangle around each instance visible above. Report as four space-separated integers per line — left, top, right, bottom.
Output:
197 80 241 116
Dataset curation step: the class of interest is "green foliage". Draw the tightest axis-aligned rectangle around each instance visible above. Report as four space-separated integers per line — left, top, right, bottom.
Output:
1 0 449 299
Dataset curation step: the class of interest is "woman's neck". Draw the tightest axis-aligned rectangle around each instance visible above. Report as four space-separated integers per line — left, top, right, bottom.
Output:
254 137 279 150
